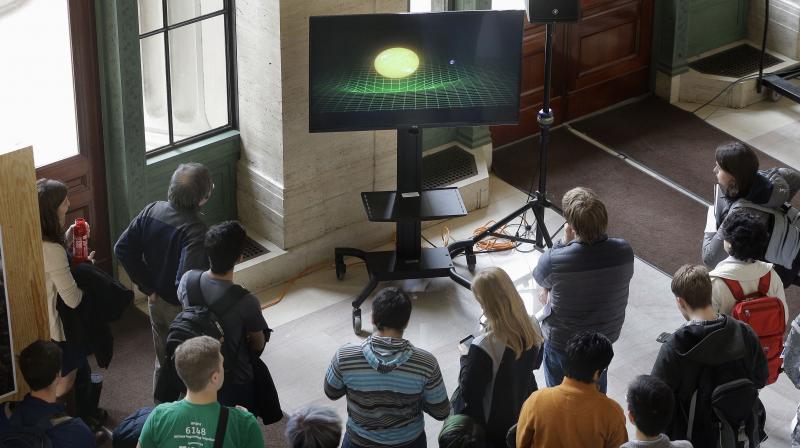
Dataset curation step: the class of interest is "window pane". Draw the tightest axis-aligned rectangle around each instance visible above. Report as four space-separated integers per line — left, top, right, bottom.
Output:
140 34 170 151
169 16 229 143
492 0 526 9
138 0 163 35
0 0 79 167
410 0 432 12
167 0 223 25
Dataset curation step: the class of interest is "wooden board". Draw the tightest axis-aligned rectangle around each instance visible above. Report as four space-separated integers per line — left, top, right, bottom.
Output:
0 147 49 401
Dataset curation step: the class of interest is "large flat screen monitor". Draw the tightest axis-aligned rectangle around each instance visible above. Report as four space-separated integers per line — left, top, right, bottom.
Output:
308 10 524 133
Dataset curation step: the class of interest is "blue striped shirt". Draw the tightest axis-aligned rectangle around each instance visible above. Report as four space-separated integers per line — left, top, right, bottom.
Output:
324 336 450 447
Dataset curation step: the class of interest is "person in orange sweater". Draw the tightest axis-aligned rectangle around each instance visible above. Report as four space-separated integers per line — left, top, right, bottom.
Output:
516 332 628 448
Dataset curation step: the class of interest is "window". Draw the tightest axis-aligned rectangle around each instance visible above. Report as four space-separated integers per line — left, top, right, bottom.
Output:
138 0 236 153
0 0 80 167
491 0 525 9
410 0 433 12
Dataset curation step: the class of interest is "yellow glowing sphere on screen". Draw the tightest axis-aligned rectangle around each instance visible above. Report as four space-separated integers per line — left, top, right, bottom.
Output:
374 48 419 79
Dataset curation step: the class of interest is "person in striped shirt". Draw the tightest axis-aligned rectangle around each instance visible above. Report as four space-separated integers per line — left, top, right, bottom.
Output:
324 287 451 448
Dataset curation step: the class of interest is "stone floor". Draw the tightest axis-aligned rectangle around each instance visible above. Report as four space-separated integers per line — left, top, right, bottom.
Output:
253 95 800 447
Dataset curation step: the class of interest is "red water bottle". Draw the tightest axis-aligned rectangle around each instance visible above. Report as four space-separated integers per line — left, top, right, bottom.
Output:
73 218 89 263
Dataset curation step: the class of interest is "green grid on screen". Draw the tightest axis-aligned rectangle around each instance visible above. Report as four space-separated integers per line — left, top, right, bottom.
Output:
313 63 517 113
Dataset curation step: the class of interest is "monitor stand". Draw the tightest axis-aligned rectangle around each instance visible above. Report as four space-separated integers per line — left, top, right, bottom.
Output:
334 126 472 334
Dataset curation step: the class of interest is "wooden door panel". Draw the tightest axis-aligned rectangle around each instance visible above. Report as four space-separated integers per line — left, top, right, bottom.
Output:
566 0 653 92
491 22 567 148
491 0 654 148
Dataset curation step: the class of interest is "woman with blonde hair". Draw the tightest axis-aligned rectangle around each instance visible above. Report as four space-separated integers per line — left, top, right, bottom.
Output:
454 267 544 448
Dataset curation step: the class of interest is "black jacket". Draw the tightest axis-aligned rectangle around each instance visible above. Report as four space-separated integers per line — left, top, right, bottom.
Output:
57 263 133 368
651 315 768 445
454 333 542 448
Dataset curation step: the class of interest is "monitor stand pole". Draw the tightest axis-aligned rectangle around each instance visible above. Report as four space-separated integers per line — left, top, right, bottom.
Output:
447 22 556 270
335 127 471 334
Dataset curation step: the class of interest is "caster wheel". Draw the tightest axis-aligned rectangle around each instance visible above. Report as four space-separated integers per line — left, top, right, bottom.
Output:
352 310 362 334
336 262 346 280
767 88 782 102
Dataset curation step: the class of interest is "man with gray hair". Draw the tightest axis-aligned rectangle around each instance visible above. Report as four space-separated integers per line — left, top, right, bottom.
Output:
115 162 213 398
285 406 342 448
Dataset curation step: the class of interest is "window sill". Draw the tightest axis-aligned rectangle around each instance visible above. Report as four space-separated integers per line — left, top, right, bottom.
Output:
146 129 240 166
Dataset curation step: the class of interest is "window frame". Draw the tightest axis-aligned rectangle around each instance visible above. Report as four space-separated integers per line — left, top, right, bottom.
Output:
138 0 238 156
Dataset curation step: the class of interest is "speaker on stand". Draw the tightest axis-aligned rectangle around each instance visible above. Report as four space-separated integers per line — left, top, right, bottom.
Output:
524 0 580 22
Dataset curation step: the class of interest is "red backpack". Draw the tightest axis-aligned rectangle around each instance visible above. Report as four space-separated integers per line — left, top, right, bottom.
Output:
721 273 785 384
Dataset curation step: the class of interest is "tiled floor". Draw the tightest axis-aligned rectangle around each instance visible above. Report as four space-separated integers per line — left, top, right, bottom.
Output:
254 96 800 447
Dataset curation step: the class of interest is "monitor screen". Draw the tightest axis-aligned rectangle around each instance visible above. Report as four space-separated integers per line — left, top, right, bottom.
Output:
308 10 524 132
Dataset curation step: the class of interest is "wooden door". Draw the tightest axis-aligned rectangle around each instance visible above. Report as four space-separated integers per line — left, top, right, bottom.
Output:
491 20 568 147
563 0 654 120
34 0 111 272
491 0 655 148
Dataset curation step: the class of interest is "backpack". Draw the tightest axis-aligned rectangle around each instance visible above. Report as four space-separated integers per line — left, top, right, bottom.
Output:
721 273 785 384
684 359 767 448
112 406 153 448
730 199 800 270
153 270 249 402
0 402 73 448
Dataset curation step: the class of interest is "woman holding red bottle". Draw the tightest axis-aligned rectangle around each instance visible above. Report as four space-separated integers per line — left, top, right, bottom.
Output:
36 178 94 401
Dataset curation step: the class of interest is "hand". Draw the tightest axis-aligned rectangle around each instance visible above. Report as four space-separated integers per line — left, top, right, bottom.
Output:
147 293 158 305
538 288 550 305
87 251 96 265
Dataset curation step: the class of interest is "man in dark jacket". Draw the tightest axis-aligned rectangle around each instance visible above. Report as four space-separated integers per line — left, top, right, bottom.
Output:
0 341 95 447
651 264 768 446
115 163 212 395
533 187 634 393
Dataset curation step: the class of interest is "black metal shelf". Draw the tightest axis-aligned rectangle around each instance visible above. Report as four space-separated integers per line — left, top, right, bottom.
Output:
361 187 468 222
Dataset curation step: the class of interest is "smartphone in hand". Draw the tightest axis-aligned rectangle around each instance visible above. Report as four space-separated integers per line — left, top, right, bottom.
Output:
656 332 671 344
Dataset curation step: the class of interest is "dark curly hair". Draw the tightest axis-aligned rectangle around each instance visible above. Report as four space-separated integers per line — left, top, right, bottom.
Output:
36 179 68 246
720 210 768 261
626 375 675 437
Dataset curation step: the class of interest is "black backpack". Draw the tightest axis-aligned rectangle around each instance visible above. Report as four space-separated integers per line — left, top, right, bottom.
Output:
683 359 767 448
0 402 73 448
153 270 249 402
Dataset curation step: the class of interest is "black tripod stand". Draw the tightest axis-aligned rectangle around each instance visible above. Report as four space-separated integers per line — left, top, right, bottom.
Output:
448 22 557 270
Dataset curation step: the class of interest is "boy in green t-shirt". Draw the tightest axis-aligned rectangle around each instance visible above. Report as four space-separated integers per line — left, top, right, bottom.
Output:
138 336 263 448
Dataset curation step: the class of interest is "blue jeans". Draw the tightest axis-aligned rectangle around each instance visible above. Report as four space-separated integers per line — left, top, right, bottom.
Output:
342 431 426 448
543 341 608 394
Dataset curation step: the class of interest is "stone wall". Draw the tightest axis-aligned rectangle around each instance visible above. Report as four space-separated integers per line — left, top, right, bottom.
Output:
748 0 800 60
237 0 407 272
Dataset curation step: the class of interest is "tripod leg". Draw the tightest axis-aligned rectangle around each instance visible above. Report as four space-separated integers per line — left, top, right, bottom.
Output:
532 202 553 249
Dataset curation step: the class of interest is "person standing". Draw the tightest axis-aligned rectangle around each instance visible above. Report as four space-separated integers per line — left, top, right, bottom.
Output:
176 221 268 410
532 187 634 392
137 336 264 448
324 288 450 448
515 332 627 447
115 163 213 395
455 267 543 448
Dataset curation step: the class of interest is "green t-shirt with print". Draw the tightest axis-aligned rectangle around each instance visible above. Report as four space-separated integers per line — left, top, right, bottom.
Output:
139 399 263 448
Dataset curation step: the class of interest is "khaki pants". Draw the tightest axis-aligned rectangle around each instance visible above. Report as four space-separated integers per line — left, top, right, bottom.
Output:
148 296 181 395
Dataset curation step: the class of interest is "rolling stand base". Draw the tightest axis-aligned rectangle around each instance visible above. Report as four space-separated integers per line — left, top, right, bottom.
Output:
335 246 471 334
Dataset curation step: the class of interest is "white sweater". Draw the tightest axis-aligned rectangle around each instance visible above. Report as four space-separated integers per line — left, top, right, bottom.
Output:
42 241 83 341
709 257 788 322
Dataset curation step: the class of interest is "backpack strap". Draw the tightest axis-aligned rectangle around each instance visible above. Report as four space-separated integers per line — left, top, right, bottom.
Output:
721 273 772 302
213 406 229 448
186 270 206 307
208 285 250 318
721 278 746 301
757 272 771 296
